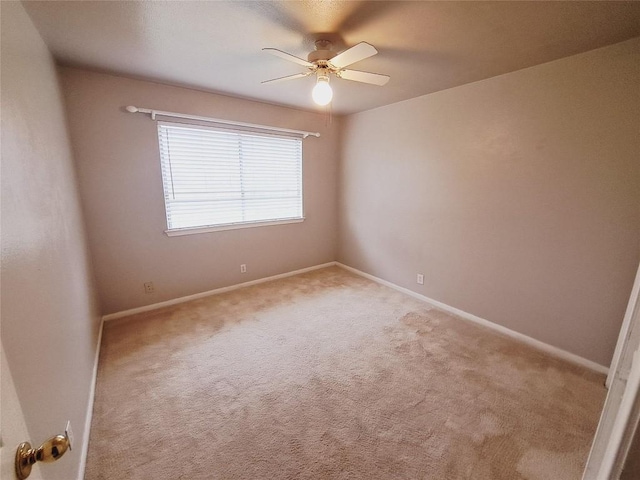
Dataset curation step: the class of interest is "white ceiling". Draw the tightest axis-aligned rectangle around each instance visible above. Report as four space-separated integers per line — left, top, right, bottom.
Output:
23 1 640 115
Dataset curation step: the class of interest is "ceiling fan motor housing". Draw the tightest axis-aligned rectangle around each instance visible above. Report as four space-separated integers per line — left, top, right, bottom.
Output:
308 40 337 64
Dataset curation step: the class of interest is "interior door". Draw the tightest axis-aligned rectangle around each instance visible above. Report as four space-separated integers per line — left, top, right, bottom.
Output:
583 262 640 480
0 342 43 480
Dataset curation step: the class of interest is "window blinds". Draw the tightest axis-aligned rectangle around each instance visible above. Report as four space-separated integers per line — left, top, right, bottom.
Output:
157 122 303 232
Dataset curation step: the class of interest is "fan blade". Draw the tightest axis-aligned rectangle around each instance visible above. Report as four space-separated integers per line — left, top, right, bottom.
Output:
262 72 312 84
338 69 390 86
263 48 313 67
329 42 378 69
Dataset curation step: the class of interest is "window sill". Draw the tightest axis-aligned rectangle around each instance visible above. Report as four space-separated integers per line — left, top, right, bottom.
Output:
164 217 305 237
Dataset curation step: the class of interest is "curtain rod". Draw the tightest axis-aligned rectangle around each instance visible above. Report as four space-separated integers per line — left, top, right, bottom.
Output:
125 106 321 139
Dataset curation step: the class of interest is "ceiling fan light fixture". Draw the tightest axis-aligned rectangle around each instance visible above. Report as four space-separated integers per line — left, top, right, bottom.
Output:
263 41 389 107
312 74 333 106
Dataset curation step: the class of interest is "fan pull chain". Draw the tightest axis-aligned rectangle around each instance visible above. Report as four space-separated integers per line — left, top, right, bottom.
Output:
325 102 333 127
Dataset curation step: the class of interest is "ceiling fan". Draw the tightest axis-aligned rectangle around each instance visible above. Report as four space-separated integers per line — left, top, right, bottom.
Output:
262 40 390 106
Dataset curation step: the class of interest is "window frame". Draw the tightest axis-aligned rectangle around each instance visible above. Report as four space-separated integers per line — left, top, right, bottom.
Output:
156 120 305 237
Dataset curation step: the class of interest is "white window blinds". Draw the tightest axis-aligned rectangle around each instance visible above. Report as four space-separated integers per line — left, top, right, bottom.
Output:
157 122 303 233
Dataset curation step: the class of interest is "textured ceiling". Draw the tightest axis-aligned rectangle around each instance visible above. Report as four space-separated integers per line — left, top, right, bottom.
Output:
23 1 640 115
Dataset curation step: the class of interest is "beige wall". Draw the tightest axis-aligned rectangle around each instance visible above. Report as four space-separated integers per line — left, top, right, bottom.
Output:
59 68 340 314
339 38 640 367
0 3 101 479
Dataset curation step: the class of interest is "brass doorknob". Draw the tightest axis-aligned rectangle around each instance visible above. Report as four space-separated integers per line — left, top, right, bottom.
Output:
15 432 71 480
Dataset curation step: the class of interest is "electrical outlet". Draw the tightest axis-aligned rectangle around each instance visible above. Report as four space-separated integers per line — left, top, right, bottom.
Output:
416 274 424 285
144 282 154 294
240 264 247 273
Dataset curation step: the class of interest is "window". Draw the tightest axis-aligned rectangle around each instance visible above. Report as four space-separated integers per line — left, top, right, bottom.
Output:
157 122 303 235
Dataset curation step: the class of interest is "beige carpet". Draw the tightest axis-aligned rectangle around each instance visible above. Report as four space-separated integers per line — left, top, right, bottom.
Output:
86 266 605 479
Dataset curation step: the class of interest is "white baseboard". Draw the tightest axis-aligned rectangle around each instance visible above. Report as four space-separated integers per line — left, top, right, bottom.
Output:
336 262 609 375
100 259 608 375
102 262 337 322
78 316 104 480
